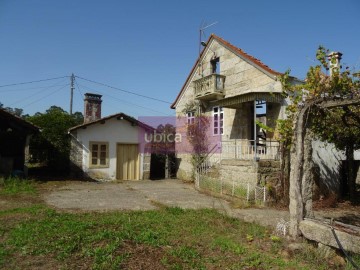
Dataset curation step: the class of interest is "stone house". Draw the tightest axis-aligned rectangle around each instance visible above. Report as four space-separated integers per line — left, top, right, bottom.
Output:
0 108 39 177
171 34 359 197
69 93 151 181
171 34 293 188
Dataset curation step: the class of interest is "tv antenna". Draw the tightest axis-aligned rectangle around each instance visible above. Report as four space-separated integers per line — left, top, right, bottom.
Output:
199 21 218 56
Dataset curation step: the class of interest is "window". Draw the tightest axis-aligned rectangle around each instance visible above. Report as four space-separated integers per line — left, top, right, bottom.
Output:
211 57 220 74
186 111 195 136
89 142 109 167
213 106 224 135
187 111 195 125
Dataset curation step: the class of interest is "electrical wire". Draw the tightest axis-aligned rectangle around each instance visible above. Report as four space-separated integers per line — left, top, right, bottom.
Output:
8 79 69 107
0 76 69 88
76 83 173 116
74 79 84 98
22 84 69 108
0 83 69 93
75 75 171 104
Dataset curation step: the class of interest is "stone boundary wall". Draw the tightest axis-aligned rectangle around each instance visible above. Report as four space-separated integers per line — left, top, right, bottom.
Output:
220 159 258 186
258 160 281 185
69 136 84 178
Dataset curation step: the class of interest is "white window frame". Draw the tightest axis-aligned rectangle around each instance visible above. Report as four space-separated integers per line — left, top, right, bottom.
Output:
186 111 195 136
186 111 195 125
213 106 224 135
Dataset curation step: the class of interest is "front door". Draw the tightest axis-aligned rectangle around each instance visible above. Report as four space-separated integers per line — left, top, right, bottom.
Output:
116 144 140 180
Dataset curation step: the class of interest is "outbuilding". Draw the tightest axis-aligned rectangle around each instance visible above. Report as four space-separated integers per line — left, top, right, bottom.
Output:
69 93 152 181
0 109 39 176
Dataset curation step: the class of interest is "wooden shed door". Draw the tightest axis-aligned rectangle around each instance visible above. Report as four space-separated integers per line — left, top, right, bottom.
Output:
116 144 140 180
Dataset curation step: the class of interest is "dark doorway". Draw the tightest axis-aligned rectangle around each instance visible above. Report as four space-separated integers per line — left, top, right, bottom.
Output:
150 153 177 180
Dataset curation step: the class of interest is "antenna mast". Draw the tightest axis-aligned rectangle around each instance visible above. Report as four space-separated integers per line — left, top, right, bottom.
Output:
198 21 218 75
70 73 75 115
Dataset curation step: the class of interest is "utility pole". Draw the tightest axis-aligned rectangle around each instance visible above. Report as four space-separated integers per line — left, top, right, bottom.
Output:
70 73 75 115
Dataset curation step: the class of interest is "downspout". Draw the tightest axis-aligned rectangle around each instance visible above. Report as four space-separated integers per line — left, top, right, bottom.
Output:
254 100 257 161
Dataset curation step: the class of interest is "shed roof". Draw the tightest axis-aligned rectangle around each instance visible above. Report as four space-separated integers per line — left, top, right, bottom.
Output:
0 108 39 133
69 112 154 132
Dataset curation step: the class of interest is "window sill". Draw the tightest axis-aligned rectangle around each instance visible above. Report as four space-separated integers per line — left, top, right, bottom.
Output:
89 165 109 169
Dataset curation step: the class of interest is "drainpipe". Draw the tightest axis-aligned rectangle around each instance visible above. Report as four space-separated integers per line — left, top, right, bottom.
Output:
254 100 257 161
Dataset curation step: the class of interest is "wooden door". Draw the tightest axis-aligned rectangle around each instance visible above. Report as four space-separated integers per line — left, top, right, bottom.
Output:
116 144 140 180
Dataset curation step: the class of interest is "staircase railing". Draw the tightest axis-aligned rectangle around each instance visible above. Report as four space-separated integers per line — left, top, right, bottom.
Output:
195 144 220 189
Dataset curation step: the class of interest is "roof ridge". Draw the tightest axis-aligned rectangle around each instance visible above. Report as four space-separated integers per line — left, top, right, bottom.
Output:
68 112 154 132
170 34 282 109
211 34 281 76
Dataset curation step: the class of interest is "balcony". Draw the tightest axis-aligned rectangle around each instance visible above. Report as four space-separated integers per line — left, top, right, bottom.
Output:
194 74 226 101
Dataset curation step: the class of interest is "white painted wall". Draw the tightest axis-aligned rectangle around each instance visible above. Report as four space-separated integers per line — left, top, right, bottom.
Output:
313 140 360 193
73 117 144 180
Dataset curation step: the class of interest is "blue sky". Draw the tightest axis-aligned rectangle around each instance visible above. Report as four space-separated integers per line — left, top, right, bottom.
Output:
0 0 359 117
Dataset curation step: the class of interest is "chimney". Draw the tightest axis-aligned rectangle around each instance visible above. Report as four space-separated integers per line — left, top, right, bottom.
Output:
84 93 102 123
327 51 342 77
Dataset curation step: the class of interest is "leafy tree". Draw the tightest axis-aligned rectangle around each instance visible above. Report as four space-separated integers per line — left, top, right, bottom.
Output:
0 102 24 117
280 46 360 202
27 106 84 173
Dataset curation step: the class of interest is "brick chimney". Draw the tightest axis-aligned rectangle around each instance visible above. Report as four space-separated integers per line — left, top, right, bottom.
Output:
327 51 342 77
84 93 102 123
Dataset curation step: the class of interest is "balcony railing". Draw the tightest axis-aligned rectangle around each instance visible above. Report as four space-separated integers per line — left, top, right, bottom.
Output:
221 140 280 160
194 74 226 100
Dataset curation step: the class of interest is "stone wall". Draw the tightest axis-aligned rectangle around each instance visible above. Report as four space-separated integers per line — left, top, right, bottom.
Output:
175 153 194 182
143 153 151 180
258 160 281 185
220 159 258 186
69 134 84 178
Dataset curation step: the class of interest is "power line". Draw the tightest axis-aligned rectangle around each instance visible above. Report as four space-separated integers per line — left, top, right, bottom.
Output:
8 79 69 106
75 75 171 104
76 83 172 116
0 83 69 93
22 84 69 109
0 76 69 88
75 79 84 99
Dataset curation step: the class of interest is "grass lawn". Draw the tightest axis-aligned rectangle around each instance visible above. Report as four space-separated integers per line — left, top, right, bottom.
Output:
0 177 355 269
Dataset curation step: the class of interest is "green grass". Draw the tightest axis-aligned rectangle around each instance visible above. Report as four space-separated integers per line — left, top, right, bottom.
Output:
0 176 36 195
0 181 351 269
0 204 344 270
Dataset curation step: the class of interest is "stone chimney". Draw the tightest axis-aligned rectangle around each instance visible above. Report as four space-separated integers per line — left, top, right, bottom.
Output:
84 93 102 123
327 51 342 77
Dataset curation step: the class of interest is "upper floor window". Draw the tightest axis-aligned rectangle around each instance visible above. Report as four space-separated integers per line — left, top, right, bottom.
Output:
187 111 195 125
211 57 220 74
90 141 109 168
186 111 195 136
213 106 223 135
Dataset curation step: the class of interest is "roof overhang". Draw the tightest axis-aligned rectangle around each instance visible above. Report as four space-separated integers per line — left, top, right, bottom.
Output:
171 34 285 110
215 92 284 108
68 112 154 133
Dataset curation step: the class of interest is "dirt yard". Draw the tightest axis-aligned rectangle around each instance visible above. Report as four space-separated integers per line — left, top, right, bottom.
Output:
41 179 360 227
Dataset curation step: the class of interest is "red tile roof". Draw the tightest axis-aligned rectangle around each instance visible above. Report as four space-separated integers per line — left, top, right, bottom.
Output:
170 34 283 109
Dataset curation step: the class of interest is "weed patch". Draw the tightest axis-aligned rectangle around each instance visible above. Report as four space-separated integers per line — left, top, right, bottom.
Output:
0 177 36 195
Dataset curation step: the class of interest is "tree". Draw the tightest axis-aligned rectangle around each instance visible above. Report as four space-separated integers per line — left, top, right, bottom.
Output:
27 106 84 173
0 102 24 117
280 47 360 236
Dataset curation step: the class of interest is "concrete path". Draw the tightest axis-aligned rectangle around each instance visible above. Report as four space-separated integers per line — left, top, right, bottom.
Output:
44 179 289 228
